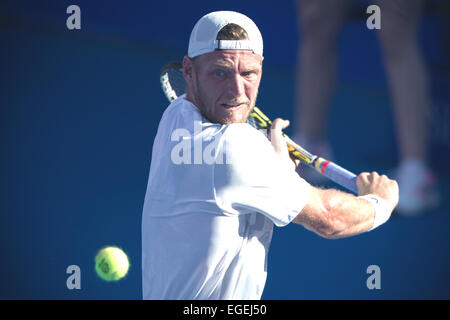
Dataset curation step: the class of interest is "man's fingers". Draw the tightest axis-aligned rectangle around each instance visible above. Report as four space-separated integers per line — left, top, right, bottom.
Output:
357 172 376 193
269 119 289 144
271 118 290 131
269 118 288 144
359 171 380 183
357 170 400 207
358 172 370 184
270 126 285 152
370 171 380 180
269 118 296 170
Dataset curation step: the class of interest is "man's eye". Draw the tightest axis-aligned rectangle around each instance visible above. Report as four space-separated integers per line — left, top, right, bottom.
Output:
242 71 257 79
214 71 226 77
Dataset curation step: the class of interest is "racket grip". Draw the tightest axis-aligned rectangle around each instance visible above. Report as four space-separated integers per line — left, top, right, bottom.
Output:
313 157 358 194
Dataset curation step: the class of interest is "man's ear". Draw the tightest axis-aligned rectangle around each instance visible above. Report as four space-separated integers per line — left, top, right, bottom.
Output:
182 56 194 83
182 56 197 102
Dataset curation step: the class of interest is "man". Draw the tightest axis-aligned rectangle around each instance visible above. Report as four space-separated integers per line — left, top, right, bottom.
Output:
142 11 398 300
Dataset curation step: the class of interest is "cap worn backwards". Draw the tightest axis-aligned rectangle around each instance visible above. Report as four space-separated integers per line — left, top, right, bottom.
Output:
188 11 264 58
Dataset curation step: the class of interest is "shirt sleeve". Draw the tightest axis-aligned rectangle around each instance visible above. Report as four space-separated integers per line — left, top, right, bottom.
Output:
213 123 312 227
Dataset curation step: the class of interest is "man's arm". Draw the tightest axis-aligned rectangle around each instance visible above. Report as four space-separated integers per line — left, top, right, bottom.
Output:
294 172 399 239
293 187 372 239
269 118 399 239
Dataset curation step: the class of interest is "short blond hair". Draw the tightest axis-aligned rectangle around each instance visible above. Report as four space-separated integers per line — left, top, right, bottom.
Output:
216 23 249 41
192 23 249 66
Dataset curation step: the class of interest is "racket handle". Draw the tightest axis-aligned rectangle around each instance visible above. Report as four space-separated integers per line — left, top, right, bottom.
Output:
313 157 358 194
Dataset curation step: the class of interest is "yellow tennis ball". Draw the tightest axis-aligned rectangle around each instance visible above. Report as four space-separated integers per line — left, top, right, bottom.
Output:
95 246 130 281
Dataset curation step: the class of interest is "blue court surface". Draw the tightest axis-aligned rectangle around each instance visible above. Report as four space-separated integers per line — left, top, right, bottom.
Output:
1 1 449 299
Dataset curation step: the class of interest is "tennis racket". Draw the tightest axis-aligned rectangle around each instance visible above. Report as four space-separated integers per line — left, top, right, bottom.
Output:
160 61 358 194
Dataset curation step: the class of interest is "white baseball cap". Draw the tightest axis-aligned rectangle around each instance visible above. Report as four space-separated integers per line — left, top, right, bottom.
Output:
187 11 263 58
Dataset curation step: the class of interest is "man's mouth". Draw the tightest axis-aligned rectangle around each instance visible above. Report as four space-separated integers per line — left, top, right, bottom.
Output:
222 102 247 110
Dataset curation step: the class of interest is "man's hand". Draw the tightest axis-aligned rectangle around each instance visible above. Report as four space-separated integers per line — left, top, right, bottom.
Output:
269 118 300 170
357 172 399 212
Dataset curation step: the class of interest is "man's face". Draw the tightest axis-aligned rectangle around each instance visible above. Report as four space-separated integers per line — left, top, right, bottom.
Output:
184 50 263 124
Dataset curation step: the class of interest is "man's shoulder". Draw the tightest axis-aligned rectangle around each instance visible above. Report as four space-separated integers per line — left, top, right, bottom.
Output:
216 122 274 166
157 95 202 131
221 122 269 145
164 95 198 117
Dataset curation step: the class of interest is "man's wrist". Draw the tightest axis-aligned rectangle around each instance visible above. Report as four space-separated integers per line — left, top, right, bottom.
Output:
358 194 392 231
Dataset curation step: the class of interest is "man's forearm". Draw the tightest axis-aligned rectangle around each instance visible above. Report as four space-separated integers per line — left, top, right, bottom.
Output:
295 187 376 239
326 189 377 238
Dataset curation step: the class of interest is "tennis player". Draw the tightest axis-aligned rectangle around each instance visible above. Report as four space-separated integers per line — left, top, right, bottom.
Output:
142 11 399 300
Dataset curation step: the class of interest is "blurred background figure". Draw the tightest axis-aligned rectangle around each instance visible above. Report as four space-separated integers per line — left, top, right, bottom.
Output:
293 0 440 216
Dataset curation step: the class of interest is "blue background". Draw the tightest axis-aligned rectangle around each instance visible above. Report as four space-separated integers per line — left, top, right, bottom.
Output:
1 0 449 299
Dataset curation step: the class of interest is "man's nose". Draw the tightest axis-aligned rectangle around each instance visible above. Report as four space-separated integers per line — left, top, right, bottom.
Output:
227 73 245 97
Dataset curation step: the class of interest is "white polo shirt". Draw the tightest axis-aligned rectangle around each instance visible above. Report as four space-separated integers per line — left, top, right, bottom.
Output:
142 95 311 299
